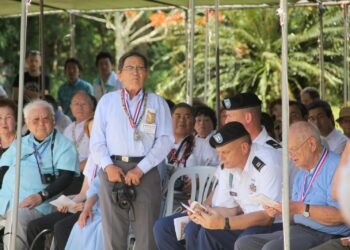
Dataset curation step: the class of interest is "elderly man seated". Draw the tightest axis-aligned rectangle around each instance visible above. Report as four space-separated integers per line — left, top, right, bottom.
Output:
26 91 95 250
235 121 350 250
0 100 79 250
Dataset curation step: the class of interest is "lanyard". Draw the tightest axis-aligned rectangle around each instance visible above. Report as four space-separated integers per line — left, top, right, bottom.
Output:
33 140 51 166
33 130 57 177
299 148 328 202
72 122 85 150
167 135 195 167
121 89 146 129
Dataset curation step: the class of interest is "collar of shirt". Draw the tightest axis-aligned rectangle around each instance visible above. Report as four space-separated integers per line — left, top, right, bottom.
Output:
29 130 54 147
124 88 144 103
231 143 257 177
242 143 257 174
323 128 337 141
74 120 86 131
253 126 268 145
66 78 81 87
96 71 118 87
107 71 118 87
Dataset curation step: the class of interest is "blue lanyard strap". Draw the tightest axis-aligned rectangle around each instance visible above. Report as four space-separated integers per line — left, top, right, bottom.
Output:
33 140 50 164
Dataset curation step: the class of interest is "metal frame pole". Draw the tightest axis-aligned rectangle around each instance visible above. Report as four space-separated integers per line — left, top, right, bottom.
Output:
187 0 195 105
185 9 190 103
318 1 326 99
204 8 209 103
39 0 45 97
215 0 220 126
10 0 27 249
69 13 76 57
279 0 290 249
344 3 349 105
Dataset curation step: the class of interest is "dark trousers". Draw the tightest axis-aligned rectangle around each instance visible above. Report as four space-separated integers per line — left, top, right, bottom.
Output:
153 213 283 250
235 224 337 250
99 161 161 250
27 212 80 250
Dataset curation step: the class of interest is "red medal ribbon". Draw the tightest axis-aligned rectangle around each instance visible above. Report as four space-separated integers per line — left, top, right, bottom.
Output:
122 89 145 129
299 148 328 202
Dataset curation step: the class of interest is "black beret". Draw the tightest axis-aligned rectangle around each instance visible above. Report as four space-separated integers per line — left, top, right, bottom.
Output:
209 122 250 148
222 93 262 110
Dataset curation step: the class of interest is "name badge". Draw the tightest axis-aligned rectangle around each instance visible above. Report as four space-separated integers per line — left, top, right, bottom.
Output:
146 108 156 124
142 123 156 134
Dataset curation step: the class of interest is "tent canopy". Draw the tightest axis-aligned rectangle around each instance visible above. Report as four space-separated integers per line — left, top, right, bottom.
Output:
2 0 300 17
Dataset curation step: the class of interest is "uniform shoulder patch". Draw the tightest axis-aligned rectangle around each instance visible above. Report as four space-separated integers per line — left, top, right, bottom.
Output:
252 156 266 172
266 140 282 149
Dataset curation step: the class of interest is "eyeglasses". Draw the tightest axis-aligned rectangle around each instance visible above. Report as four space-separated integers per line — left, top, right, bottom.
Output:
122 66 146 72
288 136 312 155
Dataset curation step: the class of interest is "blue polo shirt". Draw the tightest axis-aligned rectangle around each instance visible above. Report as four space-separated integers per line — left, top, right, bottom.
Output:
57 78 93 119
0 130 79 216
292 148 350 236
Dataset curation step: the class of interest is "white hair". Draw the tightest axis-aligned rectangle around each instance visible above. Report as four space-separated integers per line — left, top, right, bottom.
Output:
23 99 55 121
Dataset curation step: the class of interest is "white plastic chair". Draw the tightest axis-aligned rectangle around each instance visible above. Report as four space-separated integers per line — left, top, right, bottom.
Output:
163 166 217 216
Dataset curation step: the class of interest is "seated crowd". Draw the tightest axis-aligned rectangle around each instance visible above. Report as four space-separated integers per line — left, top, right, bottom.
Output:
0 50 349 250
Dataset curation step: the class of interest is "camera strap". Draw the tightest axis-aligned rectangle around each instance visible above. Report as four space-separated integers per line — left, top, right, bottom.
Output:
33 129 57 179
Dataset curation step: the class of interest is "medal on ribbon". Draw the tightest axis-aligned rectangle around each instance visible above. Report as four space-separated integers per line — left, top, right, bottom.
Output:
121 89 148 141
299 148 328 202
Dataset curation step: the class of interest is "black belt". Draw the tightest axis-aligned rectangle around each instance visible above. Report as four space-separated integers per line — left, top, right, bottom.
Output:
111 155 144 163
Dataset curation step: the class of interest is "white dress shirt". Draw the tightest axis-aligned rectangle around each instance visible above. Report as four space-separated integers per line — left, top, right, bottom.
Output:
221 143 282 218
255 126 299 192
63 120 90 162
90 89 174 174
322 128 347 155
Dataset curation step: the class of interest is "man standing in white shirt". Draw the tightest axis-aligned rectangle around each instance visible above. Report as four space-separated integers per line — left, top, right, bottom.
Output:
90 51 173 250
307 100 347 154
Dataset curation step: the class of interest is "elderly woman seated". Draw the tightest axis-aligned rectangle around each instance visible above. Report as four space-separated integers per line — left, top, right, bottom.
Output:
0 99 79 250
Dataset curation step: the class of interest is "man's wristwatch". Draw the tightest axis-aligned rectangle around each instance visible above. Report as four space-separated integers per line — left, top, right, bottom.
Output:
224 217 231 230
303 204 310 217
38 190 49 201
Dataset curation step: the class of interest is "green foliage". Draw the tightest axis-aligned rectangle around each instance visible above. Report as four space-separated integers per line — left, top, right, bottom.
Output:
0 6 348 109
153 6 347 108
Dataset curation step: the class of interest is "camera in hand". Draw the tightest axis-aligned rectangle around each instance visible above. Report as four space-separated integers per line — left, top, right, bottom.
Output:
112 181 136 209
41 173 56 184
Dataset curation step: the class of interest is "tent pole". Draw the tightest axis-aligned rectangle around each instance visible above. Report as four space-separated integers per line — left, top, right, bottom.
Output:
215 0 220 125
279 0 290 249
318 1 326 99
187 0 195 105
39 0 45 97
344 3 349 105
185 9 190 104
10 0 27 249
70 13 76 57
204 8 209 103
